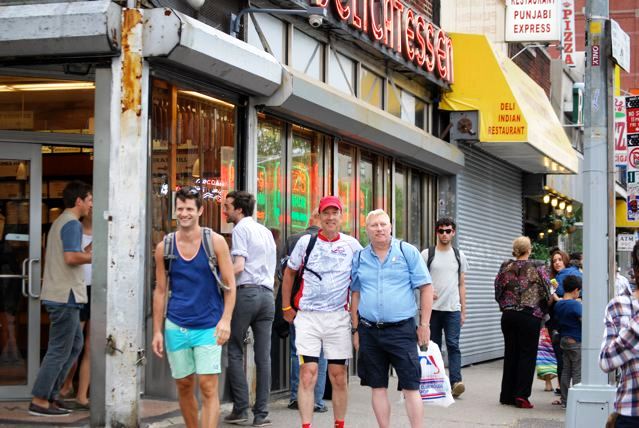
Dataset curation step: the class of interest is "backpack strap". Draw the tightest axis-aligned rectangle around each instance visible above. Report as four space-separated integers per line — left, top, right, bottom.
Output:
162 232 177 318
201 227 230 293
427 245 462 285
301 233 321 280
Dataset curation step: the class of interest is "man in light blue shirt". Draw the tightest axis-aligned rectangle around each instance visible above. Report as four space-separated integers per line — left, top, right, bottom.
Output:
351 209 433 428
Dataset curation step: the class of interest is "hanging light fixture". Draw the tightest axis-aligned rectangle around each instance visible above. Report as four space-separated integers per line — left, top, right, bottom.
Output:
566 204 573 213
543 194 551 204
559 201 566 210
539 232 545 238
551 198 558 208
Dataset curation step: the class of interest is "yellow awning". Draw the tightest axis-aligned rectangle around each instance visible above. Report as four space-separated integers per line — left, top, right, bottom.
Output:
441 33 578 174
616 200 639 228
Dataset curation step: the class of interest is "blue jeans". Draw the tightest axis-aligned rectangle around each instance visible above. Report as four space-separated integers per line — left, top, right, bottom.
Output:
31 304 83 400
227 287 275 418
430 310 462 384
289 324 326 407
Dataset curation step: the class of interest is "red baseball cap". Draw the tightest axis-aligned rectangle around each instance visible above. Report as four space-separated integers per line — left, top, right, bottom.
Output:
319 196 342 212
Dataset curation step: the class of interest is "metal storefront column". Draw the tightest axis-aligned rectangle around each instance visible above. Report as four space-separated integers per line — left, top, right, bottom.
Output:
92 8 149 427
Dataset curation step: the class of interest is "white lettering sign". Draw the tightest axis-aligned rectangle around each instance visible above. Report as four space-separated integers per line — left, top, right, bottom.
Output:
611 19 631 73
618 233 636 251
505 0 561 43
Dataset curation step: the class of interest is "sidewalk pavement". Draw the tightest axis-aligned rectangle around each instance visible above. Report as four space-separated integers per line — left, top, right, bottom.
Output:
0 359 566 427
149 360 566 428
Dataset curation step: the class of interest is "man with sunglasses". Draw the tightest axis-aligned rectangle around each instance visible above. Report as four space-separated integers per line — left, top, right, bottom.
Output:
421 217 469 398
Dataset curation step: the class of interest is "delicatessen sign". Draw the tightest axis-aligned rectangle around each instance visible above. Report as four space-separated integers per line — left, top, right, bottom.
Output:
309 0 453 84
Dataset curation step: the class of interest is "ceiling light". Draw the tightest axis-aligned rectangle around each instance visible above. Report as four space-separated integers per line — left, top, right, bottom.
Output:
551 198 558 207
0 82 94 92
566 204 573 213
543 194 550 204
177 90 235 109
559 201 566 210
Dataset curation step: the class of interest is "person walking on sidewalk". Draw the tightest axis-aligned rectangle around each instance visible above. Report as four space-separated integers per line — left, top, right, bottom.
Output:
421 217 469 398
599 241 639 428
280 209 329 413
494 236 551 409
282 196 362 428
29 181 93 417
152 186 236 428
223 191 277 427
351 209 433 428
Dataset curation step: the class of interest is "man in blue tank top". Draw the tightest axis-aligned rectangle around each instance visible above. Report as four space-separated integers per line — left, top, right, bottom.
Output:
152 187 236 428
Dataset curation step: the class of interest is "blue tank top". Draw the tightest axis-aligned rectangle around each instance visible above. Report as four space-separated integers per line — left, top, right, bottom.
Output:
167 241 224 329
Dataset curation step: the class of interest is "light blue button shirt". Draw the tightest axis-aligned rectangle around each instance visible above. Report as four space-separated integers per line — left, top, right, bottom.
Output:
351 239 431 323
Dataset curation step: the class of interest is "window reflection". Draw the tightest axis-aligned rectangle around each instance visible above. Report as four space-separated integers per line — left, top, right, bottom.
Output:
291 126 326 234
338 144 356 236
150 79 237 246
394 166 406 240
409 172 422 247
359 154 374 246
257 115 285 234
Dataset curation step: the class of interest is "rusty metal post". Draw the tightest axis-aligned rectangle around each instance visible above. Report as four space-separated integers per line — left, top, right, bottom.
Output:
93 7 149 427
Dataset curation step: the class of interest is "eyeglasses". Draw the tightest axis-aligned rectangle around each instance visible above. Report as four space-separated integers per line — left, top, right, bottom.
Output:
437 228 453 235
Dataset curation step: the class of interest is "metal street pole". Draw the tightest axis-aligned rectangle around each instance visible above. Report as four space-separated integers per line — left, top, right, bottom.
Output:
565 0 616 426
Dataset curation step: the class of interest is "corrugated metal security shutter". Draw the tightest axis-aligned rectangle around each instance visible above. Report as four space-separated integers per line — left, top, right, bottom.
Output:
457 146 523 365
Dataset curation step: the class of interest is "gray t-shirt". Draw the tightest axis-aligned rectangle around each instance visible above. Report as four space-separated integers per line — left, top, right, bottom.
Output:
420 247 469 312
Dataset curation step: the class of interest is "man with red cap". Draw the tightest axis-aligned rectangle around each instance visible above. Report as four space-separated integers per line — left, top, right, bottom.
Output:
282 196 362 428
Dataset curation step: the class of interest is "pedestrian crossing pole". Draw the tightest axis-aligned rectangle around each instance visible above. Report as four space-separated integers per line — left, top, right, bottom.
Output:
565 0 617 426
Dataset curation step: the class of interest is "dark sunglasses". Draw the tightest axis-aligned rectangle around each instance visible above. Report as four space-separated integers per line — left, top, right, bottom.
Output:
437 228 453 234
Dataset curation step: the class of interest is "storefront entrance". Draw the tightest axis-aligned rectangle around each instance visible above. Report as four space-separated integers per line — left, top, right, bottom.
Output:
0 141 93 400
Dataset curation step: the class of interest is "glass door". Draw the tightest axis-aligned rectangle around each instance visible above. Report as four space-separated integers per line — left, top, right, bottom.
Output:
0 142 42 399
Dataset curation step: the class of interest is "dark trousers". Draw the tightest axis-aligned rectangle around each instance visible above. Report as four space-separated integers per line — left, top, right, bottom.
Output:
616 414 639 428
560 337 581 404
430 310 462 384
227 287 275 418
500 310 541 403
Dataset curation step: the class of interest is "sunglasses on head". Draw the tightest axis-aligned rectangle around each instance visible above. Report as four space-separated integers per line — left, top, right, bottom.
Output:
437 228 453 234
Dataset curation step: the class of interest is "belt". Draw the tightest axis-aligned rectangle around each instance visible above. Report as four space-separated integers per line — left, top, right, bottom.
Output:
359 317 410 329
237 284 272 291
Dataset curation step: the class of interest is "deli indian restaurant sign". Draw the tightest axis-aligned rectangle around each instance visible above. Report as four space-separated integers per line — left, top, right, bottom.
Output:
505 0 561 43
309 0 454 84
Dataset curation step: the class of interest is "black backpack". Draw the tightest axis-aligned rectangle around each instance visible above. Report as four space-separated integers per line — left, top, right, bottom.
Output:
273 233 320 338
425 245 462 283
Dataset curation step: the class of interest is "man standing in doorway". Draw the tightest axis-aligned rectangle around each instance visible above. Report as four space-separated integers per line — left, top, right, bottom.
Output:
29 181 93 417
151 186 236 428
223 191 277 427
421 217 469 398
351 209 432 428
282 196 362 428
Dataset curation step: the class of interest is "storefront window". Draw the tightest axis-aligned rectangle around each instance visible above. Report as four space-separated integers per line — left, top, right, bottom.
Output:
247 14 287 63
257 115 285 237
328 49 356 96
387 82 401 118
338 144 357 236
291 125 327 234
292 29 323 81
150 79 237 246
361 68 383 109
394 165 406 240
0 77 94 134
359 154 374 246
408 171 422 247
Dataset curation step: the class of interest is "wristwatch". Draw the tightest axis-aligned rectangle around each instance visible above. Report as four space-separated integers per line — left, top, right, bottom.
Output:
351 327 358 334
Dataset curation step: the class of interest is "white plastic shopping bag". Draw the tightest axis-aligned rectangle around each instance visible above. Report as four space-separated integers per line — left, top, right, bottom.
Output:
418 341 455 407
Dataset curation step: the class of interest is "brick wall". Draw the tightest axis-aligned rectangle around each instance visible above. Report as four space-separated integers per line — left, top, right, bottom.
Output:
509 44 552 97
405 0 434 22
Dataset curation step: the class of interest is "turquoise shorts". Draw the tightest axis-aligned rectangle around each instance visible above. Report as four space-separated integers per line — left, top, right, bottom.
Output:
165 319 222 379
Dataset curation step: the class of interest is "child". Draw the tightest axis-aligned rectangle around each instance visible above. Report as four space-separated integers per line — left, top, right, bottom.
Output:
552 275 582 408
